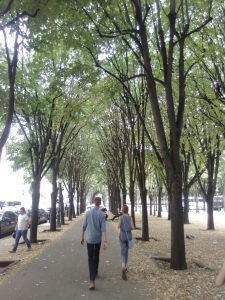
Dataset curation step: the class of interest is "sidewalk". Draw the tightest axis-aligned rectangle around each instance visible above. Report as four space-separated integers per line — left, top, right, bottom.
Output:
0 216 147 300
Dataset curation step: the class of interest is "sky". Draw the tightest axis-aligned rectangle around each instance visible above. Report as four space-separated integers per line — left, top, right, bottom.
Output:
0 32 58 210
0 149 52 209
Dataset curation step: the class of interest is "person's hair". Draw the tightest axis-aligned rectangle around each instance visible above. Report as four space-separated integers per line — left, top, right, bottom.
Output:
122 204 129 214
20 207 26 212
94 196 102 206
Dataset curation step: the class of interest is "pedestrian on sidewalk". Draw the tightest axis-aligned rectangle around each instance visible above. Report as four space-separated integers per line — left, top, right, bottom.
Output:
9 207 31 253
118 204 134 280
81 196 107 290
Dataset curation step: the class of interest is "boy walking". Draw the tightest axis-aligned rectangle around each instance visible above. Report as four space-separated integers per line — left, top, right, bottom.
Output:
81 196 107 290
10 207 31 253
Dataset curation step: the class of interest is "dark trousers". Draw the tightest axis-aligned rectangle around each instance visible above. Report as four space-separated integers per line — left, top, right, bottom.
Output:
87 243 101 281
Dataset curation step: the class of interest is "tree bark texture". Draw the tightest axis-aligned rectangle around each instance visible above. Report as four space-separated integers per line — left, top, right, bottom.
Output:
129 180 136 228
50 170 58 231
183 191 190 224
68 190 75 220
30 176 41 243
157 188 162 218
168 168 187 270
207 198 215 230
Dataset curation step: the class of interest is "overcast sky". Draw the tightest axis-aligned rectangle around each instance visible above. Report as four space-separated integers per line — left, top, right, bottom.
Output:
0 149 52 208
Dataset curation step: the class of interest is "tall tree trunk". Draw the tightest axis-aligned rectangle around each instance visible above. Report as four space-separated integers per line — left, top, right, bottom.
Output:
59 182 65 225
30 175 41 243
76 189 80 216
68 190 75 220
129 180 136 228
50 170 58 231
167 199 171 221
121 150 127 205
0 30 19 158
116 185 121 211
183 190 190 224
207 199 215 230
153 196 156 216
72 203 76 218
169 171 187 270
149 193 153 216
139 185 149 241
157 187 162 218
108 182 113 213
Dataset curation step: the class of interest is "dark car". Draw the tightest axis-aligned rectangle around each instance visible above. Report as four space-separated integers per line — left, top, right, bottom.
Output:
38 208 49 224
0 210 18 236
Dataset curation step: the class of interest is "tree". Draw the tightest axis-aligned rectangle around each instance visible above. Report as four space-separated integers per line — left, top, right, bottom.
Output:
0 0 38 158
190 104 223 230
48 97 85 230
181 117 204 224
98 109 123 214
11 42 86 238
80 0 213 269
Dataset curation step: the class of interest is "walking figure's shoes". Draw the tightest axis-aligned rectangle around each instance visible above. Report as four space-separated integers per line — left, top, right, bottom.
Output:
89 281 95 290
122 268 127 280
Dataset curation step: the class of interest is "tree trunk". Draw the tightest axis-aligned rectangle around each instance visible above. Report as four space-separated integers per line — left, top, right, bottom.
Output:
183 190 190 224
167 200 171 221
30 175 41 243
0 30 19 158
72 203 76 218
59 182 65 225
121 148 127 205
153 194 156 216
207 199 215 230
76 189 80 216
68 190 75 220
79 184 86 213
129 180 136 228
50 171 58 231
140 187 149 241
169 174 187 270
116 185 121 211
157 188 162 218
149 193 153 216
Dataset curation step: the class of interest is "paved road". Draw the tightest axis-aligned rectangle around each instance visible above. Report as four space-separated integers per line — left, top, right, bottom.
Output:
0 216 147 300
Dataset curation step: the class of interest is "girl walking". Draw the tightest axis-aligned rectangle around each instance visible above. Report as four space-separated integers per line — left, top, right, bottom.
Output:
118 204 134 280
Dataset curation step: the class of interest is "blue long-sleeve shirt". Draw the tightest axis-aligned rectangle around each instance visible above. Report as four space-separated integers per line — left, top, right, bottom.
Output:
82 207 106 244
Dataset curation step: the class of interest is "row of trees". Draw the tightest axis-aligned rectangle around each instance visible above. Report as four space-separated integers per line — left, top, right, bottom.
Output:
0 0 96 243
76 0 225 271
0 0 224 271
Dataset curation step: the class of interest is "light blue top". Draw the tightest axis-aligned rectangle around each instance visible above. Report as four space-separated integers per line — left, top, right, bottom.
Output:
82 207 106 244
119 214 132 241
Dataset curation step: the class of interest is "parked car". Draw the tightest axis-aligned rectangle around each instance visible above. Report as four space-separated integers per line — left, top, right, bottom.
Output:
15 208 48 225
38 208 49 224
0 210 18 236
213 195 224 211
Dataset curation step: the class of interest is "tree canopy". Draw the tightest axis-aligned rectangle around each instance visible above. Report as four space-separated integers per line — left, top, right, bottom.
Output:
0 0 225 270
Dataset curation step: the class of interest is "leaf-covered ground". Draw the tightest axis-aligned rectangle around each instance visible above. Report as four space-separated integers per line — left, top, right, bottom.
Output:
1 211 225 299
123 211 225 300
